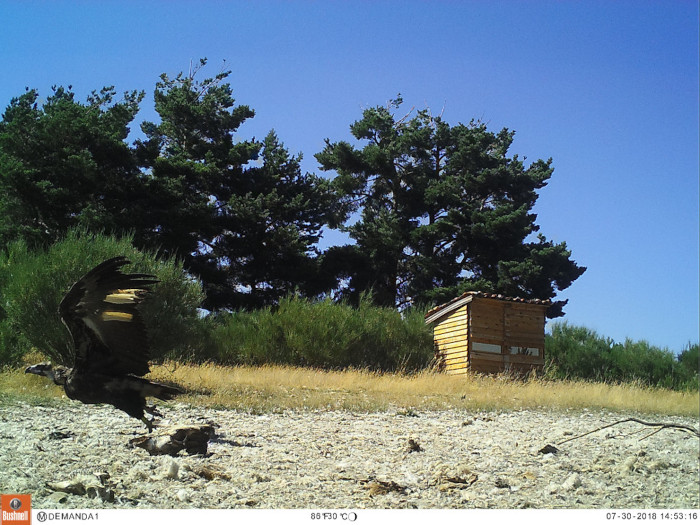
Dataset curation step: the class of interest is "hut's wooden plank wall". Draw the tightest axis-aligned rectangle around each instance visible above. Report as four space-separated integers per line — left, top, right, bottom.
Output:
433 305 469 374
429 293 548 375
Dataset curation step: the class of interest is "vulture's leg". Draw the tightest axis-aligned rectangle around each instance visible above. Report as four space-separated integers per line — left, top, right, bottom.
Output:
141 415 155 433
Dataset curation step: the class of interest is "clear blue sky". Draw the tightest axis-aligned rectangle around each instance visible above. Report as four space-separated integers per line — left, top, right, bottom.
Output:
1 1 698 352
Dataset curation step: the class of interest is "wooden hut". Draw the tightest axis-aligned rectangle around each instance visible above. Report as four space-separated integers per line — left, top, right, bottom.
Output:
425 291 550 375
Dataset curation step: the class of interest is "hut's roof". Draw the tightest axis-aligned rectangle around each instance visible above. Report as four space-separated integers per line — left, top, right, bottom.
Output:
424 291 551 324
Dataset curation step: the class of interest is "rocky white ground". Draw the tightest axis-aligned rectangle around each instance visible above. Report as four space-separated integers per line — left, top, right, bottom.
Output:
1 401 698 509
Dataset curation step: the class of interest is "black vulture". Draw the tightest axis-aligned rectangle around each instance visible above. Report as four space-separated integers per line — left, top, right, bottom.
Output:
25 256 182 432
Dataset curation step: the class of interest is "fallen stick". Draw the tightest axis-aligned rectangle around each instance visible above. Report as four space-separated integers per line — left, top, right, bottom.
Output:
557 417 699 445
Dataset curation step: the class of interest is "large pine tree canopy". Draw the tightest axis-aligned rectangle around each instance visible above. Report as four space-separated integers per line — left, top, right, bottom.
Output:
0 66 584 316
316 96 585 316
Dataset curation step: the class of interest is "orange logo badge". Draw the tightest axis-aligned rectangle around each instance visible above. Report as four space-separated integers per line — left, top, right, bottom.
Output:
1 495 30 525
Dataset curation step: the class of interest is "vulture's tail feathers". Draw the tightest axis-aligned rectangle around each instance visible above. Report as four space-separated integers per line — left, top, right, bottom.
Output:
142 379 183 401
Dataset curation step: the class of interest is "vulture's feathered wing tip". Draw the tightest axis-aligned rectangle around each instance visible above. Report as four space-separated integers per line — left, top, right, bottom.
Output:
60 256 162 379
58 256 159 316
82 256 160 288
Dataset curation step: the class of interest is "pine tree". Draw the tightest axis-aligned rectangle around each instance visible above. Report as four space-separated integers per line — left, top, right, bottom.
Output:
0 86 144 249
136 59 339 309
316 97 585 316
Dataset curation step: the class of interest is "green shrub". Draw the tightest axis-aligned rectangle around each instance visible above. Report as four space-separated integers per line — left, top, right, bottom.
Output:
675 343 699 391
608 339 676 388
0 251 30 367
545 321 698 391
0 228 206 366
210 294 434 371
545 322 616 381
0 308 27 368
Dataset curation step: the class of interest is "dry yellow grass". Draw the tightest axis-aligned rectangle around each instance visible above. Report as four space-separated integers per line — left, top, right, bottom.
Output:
3 355 697 417
151 361 698 416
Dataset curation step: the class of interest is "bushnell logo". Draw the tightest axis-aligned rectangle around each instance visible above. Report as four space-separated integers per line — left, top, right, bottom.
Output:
1 494 31 525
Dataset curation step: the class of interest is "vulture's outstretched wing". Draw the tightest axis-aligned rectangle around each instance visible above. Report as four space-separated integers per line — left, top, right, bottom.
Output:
59 256 159 377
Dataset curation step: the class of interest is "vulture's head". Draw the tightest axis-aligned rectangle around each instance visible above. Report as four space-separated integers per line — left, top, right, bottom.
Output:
25 362 70 386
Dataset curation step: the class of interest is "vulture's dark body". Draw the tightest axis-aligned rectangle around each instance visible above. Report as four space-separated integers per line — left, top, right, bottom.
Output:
63 370 178 421
25 256 181 431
